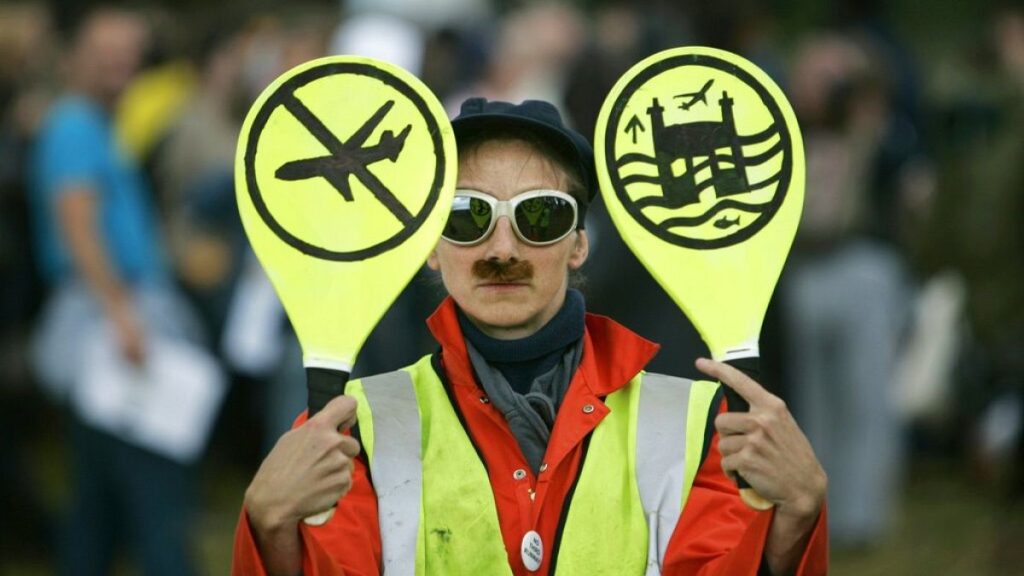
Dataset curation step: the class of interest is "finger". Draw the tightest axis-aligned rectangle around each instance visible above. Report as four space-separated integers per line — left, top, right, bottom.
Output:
696 358 772 407
720 452 740 479
716 433 745 457
715 411 757 436
314 394 359 430
338 436 361 459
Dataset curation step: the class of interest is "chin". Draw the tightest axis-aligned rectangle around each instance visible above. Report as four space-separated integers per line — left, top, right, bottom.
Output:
466 304 539 336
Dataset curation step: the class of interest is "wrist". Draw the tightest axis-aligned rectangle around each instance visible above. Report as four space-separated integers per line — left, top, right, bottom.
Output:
102 292 133 319
245 486 297 535
778 470 827 522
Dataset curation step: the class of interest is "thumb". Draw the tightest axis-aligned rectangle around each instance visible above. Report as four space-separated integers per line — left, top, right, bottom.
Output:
312 394 358 431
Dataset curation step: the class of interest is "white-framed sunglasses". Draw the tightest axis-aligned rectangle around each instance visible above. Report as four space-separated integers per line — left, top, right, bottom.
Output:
441 189 579 246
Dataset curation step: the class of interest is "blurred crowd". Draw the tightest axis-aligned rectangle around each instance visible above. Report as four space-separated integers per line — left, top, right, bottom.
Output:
1 0 1022 573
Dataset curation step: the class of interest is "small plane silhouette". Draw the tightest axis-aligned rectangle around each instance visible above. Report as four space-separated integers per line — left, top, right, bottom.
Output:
673 79 714 111
275 100 412 203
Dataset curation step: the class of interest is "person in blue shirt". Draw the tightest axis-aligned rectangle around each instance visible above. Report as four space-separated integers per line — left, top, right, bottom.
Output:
29 7 202 576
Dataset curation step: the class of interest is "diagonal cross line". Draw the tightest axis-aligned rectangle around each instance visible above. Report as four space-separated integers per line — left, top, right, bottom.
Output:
351 164 414 225
279 92 412 221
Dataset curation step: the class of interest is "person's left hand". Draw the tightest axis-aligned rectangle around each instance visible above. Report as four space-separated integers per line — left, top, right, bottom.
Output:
695 358 826 521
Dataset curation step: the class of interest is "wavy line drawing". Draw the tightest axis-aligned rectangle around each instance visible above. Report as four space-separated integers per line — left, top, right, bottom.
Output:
617 140 779 182
620 173 664 186
742 141 783 166
635 175 717 208
615 152 658 167
634 171 783 223
656 198 770 229
738 125 779 145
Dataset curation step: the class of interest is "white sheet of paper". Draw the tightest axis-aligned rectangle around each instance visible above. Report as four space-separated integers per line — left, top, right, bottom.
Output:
73 325 227 464
221 252 286 376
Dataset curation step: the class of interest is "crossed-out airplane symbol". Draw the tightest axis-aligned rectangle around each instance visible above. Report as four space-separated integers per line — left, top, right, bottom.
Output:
274 95 414 225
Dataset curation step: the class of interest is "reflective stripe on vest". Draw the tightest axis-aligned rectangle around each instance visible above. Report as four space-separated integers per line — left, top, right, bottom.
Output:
347 355 719 575
359 370 422 576
636 373 692 576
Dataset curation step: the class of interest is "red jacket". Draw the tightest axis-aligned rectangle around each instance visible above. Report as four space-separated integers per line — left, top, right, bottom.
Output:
233 298 828 575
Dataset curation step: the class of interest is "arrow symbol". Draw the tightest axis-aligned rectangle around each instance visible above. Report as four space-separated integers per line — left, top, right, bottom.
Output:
625 114 645 144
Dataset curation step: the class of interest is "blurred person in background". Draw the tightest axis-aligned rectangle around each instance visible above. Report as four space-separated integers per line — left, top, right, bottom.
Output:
115 4 197 177
445 1 586 115
911 4 1024 569
219 8 347 453
781 32 912 550
340 0 489 34
0 0 57 563
28 6 203 575
155 17 251 339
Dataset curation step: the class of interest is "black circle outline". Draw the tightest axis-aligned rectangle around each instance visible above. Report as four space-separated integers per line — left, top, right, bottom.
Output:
244 62 446 261
604 53 792 250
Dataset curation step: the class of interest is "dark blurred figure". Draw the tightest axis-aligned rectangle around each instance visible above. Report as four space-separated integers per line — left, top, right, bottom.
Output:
445 1 586 113
781 32 912 550
218 11 343 453
0 0 56 565
155 17 251 340
28 7 203 575
913 5 1024 570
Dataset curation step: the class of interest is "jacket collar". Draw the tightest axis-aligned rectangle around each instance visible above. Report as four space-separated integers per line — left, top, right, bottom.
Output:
426 296 660 396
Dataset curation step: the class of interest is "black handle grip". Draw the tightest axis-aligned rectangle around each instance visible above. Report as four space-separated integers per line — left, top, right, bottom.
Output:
303 367 352 526
306 367 351 417
722 357 773 510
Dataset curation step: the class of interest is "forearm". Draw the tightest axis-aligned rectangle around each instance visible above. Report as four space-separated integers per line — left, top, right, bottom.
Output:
763 497 824 575
57 188 130 312
765 506 819 569
247 508 303 576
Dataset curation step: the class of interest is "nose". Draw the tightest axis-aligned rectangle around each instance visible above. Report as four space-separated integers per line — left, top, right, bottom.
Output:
483 216 520 261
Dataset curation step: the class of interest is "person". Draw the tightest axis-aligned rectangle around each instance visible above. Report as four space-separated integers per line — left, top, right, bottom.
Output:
233 98 828 575
781 33 909 550
29 7 202 575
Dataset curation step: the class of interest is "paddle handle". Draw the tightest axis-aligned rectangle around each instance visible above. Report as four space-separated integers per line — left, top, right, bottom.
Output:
722 357 774 511
302 367 351 526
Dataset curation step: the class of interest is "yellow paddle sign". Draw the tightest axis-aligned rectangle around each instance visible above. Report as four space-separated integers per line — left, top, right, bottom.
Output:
237 54 454 395
236 55 455 524
596 47 804 509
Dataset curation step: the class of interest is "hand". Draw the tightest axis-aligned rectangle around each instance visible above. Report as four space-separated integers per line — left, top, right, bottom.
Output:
108 299 146 367
695 358 826 520
245 395 361 533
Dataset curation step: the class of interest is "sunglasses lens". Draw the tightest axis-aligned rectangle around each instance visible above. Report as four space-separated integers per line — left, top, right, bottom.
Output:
443 195 493 243
514 195 576 244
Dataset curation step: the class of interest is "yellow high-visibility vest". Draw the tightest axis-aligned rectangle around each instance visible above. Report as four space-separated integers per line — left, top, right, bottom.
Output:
347 355 720 575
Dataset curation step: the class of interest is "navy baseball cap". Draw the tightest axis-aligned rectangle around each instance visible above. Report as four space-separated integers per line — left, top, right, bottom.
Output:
451 98 597 208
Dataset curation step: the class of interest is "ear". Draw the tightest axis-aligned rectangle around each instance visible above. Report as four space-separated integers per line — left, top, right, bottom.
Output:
427 249 440 271
567 230 589 270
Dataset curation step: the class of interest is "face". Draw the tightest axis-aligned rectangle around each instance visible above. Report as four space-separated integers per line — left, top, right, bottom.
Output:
72 11 149 105
428 139 589 340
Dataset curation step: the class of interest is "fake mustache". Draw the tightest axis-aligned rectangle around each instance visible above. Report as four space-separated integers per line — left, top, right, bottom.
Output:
473 259 534 283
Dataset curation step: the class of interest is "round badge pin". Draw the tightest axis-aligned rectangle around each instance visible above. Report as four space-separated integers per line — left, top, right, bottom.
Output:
596 47 801 250
521 530 543 572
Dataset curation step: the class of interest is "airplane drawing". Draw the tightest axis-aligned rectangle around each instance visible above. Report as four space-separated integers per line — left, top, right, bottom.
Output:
673 79 714 111
274 98 415 224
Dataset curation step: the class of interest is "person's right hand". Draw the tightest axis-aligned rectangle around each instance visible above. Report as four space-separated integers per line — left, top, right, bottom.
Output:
109 298 146 367
245 395 361 532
